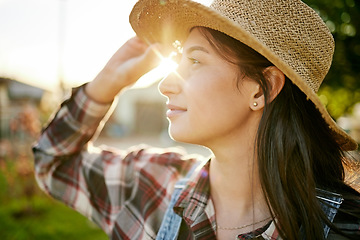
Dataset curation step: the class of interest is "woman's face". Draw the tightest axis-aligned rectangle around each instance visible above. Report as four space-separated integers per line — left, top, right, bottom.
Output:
158 28 259 148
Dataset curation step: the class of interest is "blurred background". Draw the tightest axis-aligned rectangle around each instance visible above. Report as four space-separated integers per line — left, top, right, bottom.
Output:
0 0 359 239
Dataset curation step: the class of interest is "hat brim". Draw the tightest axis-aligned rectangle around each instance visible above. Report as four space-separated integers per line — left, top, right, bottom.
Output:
129 0 358 151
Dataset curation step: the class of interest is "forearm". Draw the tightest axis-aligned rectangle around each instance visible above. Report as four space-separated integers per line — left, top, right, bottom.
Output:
85 67 128 104
32 85 116 232
33 85 113 194
33 86 113 157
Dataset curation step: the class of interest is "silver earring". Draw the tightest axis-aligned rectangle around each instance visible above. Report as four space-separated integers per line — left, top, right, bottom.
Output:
253 102 258 107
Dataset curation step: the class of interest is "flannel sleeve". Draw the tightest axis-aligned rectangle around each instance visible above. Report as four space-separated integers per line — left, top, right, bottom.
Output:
32 85 121 234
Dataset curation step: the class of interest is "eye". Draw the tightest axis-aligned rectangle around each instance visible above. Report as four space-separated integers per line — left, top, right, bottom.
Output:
188 57 200 64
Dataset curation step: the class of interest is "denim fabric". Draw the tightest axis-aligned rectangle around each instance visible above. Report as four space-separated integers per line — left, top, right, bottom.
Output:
156 162 203 240
156 182 185 240
316 188 343 239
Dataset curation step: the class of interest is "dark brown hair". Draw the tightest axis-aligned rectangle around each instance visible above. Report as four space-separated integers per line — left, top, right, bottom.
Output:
196 26 360 239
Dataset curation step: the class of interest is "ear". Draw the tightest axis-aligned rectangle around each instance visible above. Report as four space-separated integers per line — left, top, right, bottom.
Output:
250 66 285 110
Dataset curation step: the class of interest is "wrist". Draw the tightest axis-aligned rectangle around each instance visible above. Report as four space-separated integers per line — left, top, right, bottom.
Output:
85 71 125 103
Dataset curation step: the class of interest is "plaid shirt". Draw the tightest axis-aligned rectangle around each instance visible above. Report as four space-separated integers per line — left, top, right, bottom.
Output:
33 86 359 239
33 86 279 239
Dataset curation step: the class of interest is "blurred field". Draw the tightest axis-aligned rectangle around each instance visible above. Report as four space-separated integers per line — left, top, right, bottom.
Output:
0 149 108 240
0 101 108 240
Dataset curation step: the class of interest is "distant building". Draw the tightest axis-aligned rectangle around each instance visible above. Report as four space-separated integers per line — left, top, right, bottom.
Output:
0 78 44 140
105 82 168 137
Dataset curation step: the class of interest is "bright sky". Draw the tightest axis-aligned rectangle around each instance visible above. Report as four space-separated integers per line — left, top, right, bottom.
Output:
0 0 137 91
0 0 212 92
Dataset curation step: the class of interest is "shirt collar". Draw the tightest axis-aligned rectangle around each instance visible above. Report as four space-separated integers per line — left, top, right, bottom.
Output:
174 160 211 225
173 160 279 239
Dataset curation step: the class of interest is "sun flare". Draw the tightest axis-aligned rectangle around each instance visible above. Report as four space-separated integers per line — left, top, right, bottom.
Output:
132 54 178 88
158 56 178 75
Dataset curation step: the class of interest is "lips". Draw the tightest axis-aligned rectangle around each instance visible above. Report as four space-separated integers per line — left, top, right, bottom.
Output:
166 104 187 118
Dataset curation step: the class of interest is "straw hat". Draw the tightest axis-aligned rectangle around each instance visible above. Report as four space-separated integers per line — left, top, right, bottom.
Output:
129 0 358 151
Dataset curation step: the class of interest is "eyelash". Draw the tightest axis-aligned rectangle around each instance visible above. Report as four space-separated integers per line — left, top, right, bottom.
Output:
172 53 200 65
188 57 200 64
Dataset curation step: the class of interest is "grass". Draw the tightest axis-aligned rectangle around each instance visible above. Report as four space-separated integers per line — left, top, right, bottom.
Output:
0 192 108 240
0 154 108 240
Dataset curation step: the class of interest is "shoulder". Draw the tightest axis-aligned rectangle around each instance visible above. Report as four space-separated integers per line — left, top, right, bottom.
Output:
113 144 205 178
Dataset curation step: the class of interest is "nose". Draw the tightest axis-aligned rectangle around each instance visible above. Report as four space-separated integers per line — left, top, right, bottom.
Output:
158 70 182 97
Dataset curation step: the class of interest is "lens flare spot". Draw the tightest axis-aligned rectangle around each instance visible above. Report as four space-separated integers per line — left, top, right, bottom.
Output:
132 54 178 88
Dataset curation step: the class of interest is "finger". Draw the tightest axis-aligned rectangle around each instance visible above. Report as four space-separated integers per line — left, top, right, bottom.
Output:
140 43 165 70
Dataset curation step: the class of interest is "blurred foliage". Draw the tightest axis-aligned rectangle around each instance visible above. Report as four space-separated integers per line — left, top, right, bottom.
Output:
303 0 360 119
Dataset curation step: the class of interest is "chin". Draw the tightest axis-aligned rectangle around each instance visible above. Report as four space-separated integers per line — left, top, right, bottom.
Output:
168 128 202 146
169 126 189 143
168 131 187 143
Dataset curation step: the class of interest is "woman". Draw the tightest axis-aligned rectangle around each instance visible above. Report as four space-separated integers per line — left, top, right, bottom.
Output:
33 0 360 239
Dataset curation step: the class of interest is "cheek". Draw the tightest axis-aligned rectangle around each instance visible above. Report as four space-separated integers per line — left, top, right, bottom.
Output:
184 66 248 118
188 81 246 122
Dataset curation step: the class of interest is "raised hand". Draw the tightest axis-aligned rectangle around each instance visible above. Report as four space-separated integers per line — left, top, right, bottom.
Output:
86 37 163 103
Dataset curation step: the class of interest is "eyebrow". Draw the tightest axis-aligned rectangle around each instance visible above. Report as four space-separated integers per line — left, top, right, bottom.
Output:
185 46 210 55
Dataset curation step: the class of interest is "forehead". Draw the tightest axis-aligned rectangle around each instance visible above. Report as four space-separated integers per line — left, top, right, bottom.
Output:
182 28 213 52
181 28 239 65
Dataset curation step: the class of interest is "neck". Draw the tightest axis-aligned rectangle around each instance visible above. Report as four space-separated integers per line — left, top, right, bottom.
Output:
208 137 271 232
209 154 266 212
209 120 260 203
